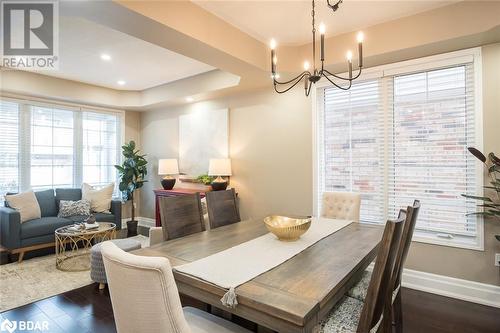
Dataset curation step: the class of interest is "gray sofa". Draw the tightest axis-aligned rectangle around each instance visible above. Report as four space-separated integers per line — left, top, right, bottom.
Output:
0 188 121 262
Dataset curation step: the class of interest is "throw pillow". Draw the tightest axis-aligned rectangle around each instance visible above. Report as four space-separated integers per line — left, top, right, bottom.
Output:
82 183 114 213
58 200 91 218
5 190 42 223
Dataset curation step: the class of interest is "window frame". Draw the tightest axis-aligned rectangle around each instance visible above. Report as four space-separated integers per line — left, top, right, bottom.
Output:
312 47 484 250
0 94 125 198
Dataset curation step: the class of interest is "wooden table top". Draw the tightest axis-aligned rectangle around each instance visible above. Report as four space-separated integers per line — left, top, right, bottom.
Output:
134 219 383 333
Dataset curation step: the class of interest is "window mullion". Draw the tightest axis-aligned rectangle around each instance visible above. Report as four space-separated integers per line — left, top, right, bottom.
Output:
73 110 83 187
19 103 31 191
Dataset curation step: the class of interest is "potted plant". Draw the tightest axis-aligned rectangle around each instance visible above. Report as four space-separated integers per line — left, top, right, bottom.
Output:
115 141 148 237
462 147 500 242
196 174 215 186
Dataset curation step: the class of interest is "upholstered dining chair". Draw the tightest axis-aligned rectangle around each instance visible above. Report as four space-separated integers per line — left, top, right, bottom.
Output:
321 192 361 221
206 188 240 229
346 200 421 333
319 209 406 333
101 242 251 333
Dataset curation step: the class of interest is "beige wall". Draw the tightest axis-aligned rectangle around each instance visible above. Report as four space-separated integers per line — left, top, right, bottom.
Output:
139 44 500 285
140 87 312 220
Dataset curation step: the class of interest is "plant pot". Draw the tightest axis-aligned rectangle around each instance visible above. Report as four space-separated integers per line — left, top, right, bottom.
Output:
127 220 138 237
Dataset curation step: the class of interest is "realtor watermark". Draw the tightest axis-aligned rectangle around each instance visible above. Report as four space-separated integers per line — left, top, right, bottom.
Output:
0 319 49 332
1 0 59 70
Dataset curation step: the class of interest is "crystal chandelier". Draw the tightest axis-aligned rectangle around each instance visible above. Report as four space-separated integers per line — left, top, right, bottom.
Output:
270 0 364 96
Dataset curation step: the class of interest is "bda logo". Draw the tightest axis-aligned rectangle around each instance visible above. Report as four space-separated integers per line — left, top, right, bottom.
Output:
0 319 17 333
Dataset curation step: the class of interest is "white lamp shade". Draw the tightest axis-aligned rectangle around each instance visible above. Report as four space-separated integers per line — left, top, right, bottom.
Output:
158 159 179 175
208 158 232 176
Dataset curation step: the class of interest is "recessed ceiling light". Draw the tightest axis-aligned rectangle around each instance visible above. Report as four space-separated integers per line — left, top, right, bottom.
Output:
117 80 126 86
100 54 111 61
185 97 194 102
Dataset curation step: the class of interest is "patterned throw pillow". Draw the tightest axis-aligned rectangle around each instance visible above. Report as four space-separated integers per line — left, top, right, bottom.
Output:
58 200 91 218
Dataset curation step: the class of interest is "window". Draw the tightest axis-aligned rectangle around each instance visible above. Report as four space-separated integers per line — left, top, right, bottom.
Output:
315 49 483 249
0 98 123 201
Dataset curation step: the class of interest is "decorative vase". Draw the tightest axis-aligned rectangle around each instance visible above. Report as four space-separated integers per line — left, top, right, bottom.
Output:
127 220 138 237
210 180 228 191
161 178 176 190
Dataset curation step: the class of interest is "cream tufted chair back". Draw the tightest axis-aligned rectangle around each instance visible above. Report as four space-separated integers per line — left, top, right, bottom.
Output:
321 192 361 221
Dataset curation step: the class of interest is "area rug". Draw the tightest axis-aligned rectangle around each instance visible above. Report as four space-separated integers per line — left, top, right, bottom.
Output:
0 235 149 312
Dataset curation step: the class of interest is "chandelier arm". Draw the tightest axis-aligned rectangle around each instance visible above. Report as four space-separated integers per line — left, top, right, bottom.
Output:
322 67 362 81
274 71 310 85
273 73 309 94
321 72 353 91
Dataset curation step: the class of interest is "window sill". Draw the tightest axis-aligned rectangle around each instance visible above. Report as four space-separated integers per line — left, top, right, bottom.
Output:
412 231 484 251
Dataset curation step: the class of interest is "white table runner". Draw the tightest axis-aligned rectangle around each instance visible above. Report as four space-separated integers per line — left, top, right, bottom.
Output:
174 217 352 308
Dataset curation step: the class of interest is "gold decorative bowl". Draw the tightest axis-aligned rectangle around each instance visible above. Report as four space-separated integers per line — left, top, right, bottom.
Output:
264 215 312 241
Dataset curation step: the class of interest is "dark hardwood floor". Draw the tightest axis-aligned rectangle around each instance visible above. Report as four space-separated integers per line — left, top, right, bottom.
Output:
1 285 498 333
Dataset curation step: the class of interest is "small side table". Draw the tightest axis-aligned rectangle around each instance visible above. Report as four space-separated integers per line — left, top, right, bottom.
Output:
55 222 116 272
154 188 210 227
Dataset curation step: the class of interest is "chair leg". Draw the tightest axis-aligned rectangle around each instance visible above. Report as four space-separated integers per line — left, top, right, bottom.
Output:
393 290 403 333
17 251 25 263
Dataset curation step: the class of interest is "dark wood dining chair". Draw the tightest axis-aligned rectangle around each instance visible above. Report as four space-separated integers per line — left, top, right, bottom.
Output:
319 210 406 333
346 200 421 332
205 189 240 229
159 193 205 241
390 200 421 333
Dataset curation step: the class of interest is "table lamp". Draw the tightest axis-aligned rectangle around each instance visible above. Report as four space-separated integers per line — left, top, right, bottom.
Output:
208 158 232 191
158 159 179 190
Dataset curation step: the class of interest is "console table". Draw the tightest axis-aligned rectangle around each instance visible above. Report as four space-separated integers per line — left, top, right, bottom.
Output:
153 188 210 227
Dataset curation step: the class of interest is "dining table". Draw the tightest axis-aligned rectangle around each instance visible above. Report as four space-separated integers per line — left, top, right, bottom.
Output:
133 218 383 333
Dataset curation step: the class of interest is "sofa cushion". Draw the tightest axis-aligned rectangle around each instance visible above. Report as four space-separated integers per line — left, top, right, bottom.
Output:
55 188 82 209
21 217 73 239
65 213 115 224
5 191 41 223
34 189 57 217
82 183 114 213
58 200 91 218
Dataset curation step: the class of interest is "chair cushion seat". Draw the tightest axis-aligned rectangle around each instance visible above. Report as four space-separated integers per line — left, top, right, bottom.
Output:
183 307 251 333
320 296 381 333
347 270 371 301
347 269 400 303
20 217 73 239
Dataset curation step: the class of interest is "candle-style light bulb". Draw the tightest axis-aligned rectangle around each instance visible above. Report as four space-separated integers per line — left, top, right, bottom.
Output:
346 50 353 62
357 32 364 43
273 55 277 65
303 61 310 71
270 38 277 50
319 23 326 35
357 32 364 68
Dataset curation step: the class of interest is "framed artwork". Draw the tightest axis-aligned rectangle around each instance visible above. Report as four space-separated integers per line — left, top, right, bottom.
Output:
179 108 229 177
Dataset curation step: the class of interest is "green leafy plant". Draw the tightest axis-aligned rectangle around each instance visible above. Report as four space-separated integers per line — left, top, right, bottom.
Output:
114 141 148 222
462 147 500 241
196 174 215 185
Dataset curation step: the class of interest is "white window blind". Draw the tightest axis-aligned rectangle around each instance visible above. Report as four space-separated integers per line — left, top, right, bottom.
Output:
316 49 481 249
30 105 75 190
82 111 120 187
388 65 478 238
0 98 123 200
0 101 20 199
320 80 385 224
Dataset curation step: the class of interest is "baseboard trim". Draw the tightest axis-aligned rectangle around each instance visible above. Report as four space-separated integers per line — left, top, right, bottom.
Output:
121 217 155 229
367 263 500 308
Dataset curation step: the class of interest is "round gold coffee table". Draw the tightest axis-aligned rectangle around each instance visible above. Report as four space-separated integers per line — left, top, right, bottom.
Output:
55 222 116 271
